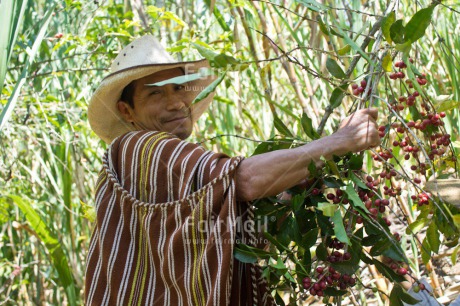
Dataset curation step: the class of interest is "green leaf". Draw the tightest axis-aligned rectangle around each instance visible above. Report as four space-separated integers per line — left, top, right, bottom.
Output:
390 284 420 305
390 20 406 44
406 218 429 235
426 222 440 253
264 231 289 252
395 41 412 53
203 0 230 32
295 0 329 12
370 238 406 262
316 243 328 261
436 100 460 112
234 246 258 263
345 183 368 212
251 138 293 156
421 237 432 265
349 172 368 190
405 5 436 44
317 202 337 217
316 15 330 36
307 160 318 177
329 84 349 109
372 259 407 282
451 245 460 265
326 58 346 79
192 71 226 105
323 177 345 188
331 19 372 63
0 4 57 132
382 53 393 72
382 11 396 44
270 257 288 274
0 0 27 95
273 114 294 138
301 228 319 249
291 194 305 213
349 154 363 170
8 195 77 306
146 69 213 86
192 43 240 69
332 210 351 245
337 44 351 55
234 243 273 263
301 113 319 140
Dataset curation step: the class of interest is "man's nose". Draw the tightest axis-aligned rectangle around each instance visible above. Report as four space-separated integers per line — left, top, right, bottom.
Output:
165 91 186 111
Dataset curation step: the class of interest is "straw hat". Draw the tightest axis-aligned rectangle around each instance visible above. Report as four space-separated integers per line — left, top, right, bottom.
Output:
88 35 216 143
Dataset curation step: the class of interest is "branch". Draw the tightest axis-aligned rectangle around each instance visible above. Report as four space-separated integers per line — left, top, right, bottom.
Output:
316 17 383 135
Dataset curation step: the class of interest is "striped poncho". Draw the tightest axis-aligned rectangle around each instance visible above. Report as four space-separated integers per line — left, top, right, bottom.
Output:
85 131 275 305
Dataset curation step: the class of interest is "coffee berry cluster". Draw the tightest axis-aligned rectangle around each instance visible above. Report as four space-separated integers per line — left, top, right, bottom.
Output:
301 239 356 297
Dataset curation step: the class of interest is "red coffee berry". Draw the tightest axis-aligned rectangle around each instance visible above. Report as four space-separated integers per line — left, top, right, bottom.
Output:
319 281 327 289
397 268 408 275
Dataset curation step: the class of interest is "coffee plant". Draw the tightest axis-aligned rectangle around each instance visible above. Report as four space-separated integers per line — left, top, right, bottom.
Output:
227 1 460 305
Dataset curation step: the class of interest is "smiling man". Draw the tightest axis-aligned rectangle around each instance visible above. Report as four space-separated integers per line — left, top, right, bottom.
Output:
85 35 380 306
116 68 195 140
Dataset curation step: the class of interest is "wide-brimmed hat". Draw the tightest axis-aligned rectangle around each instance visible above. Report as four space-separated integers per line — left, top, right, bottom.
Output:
88 35 217 143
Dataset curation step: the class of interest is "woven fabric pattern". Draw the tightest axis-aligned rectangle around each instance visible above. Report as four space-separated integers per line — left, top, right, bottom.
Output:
85 130 274 305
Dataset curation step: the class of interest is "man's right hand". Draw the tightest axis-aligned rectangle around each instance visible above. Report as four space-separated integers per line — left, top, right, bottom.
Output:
328 108 381 157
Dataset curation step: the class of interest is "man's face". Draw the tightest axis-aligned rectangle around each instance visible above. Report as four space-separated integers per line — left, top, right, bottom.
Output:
119 68 195 140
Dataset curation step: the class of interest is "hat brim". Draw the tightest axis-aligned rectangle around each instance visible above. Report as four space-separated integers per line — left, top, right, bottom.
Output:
88 59 217 143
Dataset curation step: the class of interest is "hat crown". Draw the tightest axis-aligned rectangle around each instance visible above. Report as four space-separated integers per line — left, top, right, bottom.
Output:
110 35 176 73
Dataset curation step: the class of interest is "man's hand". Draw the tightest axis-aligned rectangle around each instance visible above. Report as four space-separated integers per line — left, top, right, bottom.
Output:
328 108 381 157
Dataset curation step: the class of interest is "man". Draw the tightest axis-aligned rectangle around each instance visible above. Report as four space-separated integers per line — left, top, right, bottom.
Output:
85 35 380 305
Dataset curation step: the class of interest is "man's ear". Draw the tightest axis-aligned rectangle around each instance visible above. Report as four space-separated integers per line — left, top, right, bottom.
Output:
117 101 134 122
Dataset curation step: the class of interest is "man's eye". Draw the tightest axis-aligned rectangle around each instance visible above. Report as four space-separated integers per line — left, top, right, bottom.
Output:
175 85 185 91
149 90 161 95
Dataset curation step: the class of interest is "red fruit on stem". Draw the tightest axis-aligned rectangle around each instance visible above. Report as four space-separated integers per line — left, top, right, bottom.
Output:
397 268 408 275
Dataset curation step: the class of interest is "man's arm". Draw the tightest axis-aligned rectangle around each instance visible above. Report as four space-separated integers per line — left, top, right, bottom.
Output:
235 108 381 201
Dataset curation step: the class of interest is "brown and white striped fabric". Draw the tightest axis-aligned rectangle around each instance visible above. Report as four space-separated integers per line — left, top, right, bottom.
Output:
85 130 275 305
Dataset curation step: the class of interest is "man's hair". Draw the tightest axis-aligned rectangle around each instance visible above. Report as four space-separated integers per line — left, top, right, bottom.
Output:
120 67 186 109
121 81 135 108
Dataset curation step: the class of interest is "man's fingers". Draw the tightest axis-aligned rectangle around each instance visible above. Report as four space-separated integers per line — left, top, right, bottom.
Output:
361 107 379 121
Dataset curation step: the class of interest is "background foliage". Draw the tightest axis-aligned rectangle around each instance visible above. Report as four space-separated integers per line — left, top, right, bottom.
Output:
1 0 459 304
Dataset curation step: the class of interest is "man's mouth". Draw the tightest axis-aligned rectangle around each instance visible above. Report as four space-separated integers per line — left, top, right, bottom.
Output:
164 116 188 123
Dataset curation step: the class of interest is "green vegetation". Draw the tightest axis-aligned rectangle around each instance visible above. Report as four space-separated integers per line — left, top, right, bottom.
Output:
1 0 459 304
